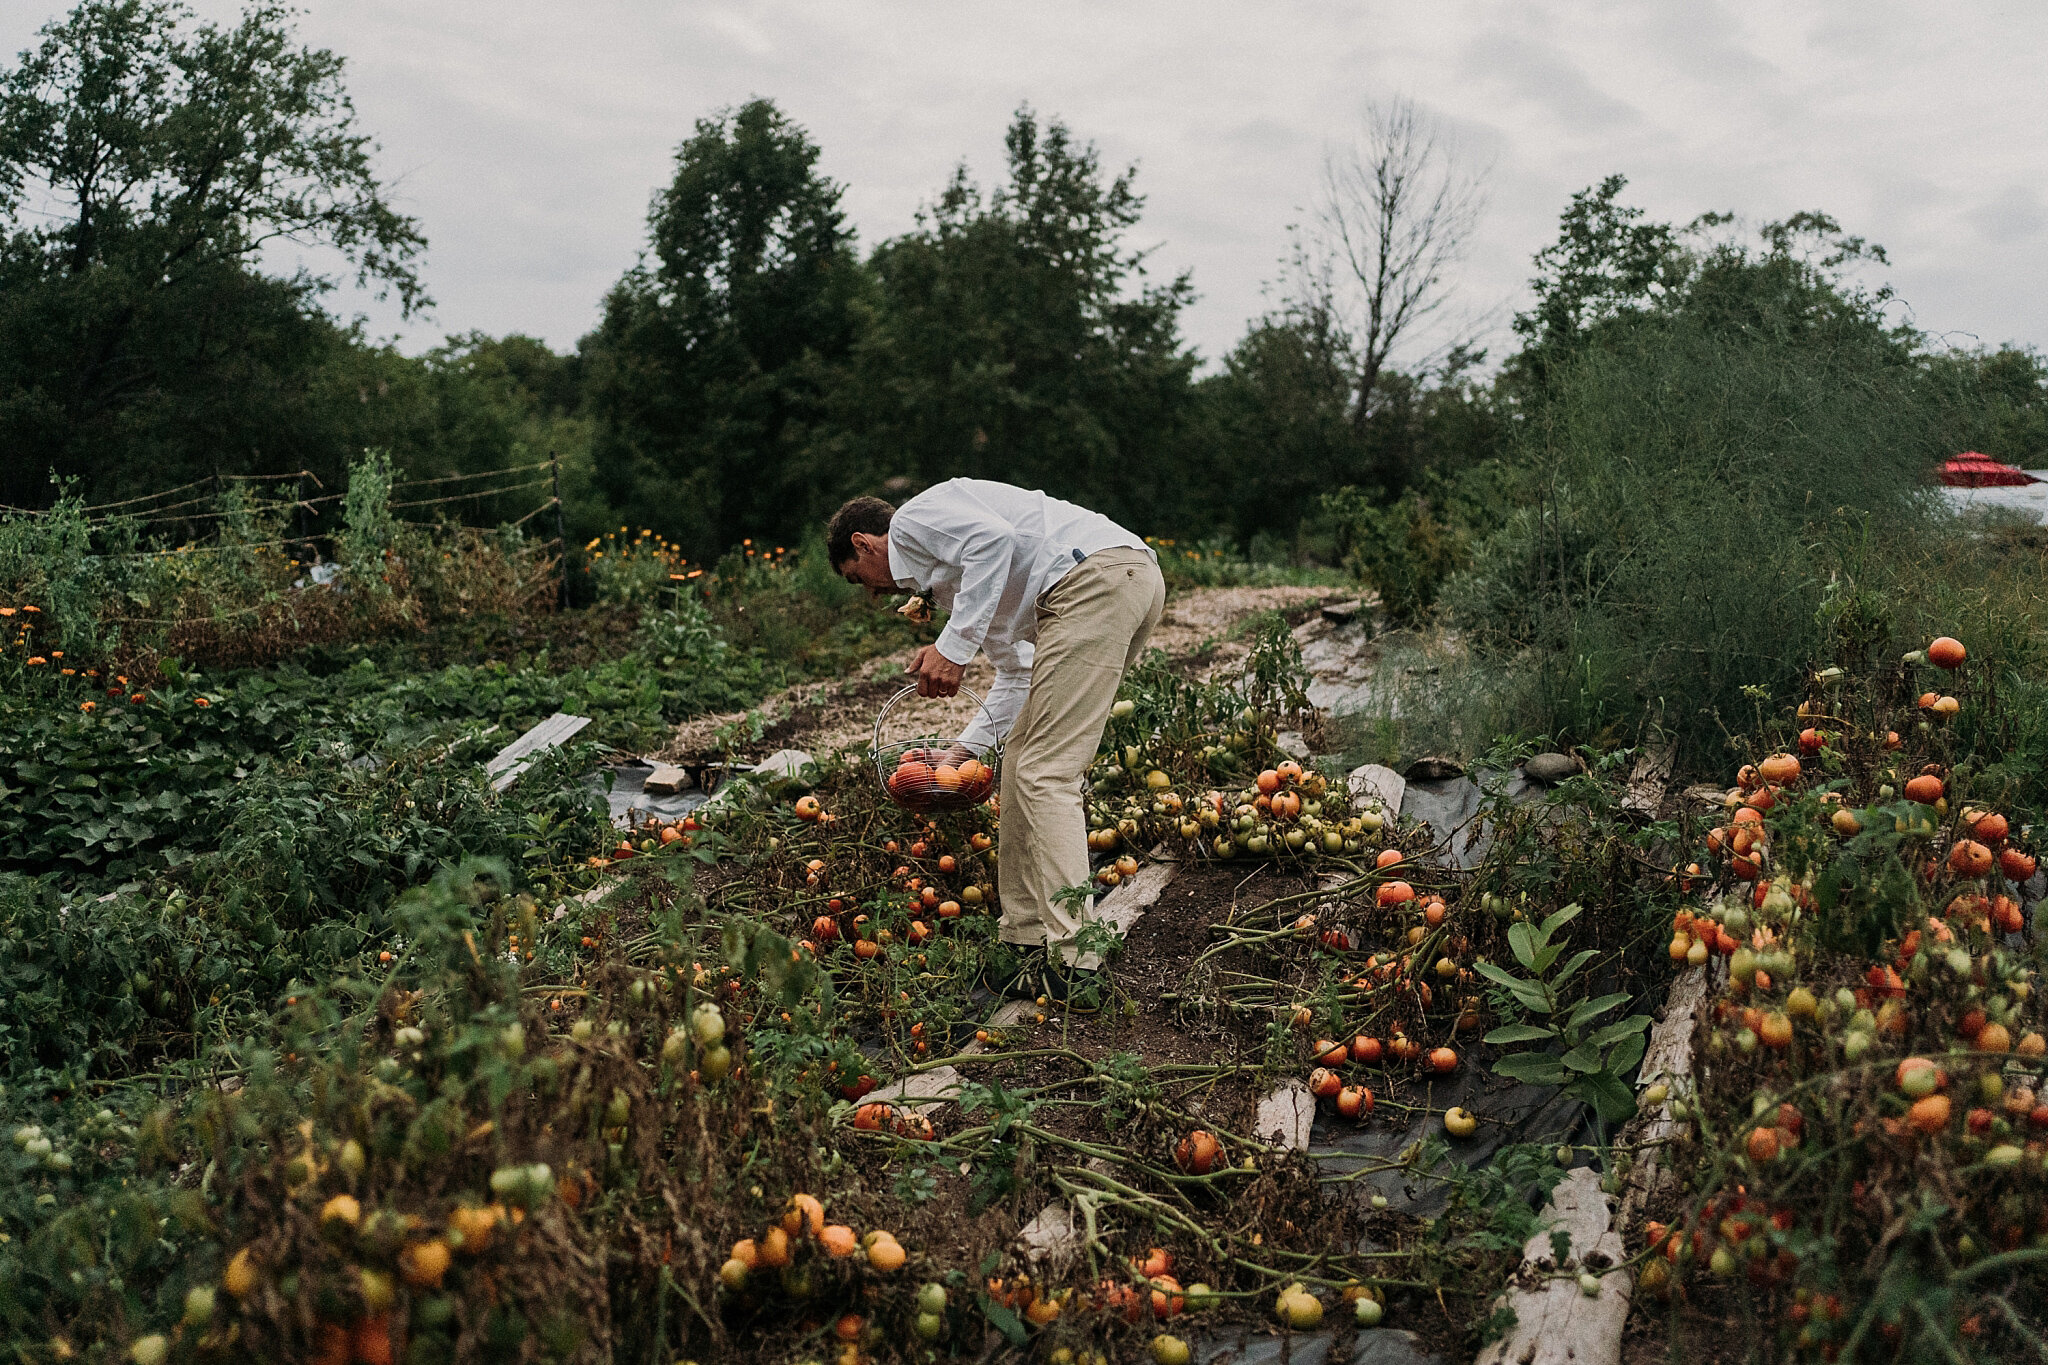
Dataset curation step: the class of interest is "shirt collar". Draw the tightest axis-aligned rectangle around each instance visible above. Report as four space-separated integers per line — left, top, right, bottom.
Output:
885 534 917 589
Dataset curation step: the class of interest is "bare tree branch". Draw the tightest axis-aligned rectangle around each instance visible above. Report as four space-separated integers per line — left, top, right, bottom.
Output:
1312 98 1487 433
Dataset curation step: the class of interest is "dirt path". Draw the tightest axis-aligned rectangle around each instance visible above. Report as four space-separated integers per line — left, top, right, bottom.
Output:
656 584 1338 765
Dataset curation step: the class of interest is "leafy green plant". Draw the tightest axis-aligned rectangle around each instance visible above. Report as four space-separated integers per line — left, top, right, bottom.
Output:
339 449 399 596
1476 904 1649 1131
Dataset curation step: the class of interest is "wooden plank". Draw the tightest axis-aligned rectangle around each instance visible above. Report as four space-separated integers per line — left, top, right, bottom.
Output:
1472 966 1708 1365
487 712 592 791
641 763 690 795
1475 1167 1630 1365
1623 743 1675 820
1057 846 1178 968
1348 763 1406 818
1253 1079 1314 1150
871 1066 964 1111
1618 964 1710 1233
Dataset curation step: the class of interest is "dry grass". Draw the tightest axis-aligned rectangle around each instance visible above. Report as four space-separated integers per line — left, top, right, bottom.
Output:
656 585 1337 765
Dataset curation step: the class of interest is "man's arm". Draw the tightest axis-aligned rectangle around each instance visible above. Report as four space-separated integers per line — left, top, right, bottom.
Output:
958 637 1031 751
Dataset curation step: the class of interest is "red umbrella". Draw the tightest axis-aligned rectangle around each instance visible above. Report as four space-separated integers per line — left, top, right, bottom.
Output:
1939 452 2037 488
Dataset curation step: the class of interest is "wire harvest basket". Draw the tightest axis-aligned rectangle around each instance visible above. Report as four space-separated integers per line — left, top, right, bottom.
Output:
871 684 1001 814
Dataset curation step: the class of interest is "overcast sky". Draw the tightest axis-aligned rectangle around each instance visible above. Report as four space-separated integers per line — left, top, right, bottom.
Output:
8 1 2046 369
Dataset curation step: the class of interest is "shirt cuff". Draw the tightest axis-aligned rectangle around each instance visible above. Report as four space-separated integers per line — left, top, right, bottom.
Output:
934 624 979 667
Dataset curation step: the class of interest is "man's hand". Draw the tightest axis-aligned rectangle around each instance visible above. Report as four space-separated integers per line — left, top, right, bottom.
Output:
909 645 965 698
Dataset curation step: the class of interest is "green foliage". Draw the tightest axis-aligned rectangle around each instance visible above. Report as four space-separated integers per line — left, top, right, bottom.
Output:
1320 486 1466 621
1477 904 1651 1129
1922 344 2048 468
1314 461 1519 620
1509 174 1685 379
339 449 398 593
843 106 1200 533
0 0 427 508
582 98 864 559
1189 302 1363 540
1410 194 1965 765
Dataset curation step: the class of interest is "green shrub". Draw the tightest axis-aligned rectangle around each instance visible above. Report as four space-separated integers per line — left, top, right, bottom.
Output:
1419 307 1957 765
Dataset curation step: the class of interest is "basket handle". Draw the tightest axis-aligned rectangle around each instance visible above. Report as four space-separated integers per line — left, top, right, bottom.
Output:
872 683 994 755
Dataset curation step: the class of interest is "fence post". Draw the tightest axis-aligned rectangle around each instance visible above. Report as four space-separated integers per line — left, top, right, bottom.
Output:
550 450 569 610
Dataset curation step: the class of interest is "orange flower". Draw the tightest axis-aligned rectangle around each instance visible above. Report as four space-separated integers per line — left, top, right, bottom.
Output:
78 701 95 712
49 651 61 658
60 668 75 676
0 607 13 616
25 656 45 666
130 693 145 703
21 605 37 613
193 697 211 707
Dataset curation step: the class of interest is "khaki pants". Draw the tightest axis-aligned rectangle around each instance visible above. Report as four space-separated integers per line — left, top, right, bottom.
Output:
997 547 1166 958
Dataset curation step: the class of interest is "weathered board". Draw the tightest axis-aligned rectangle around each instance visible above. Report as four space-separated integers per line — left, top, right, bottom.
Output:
486 712 592 792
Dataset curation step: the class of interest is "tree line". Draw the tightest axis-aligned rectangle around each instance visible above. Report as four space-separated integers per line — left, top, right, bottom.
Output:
4 0 2046 574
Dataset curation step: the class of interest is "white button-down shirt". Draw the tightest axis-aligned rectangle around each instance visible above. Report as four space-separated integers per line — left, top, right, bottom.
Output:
887 478 1152 747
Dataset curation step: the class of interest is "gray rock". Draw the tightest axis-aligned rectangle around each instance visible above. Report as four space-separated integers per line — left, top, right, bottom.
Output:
1523 752 1579 784
1276 730 1312 761
1320 599 1365 624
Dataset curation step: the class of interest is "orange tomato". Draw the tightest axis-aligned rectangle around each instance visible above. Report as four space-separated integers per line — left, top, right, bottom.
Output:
1909 1094 1952 1134
1905 774 1944 805
1950 840 1994 877
1758 753 1801 785
1175 1129 1221 1174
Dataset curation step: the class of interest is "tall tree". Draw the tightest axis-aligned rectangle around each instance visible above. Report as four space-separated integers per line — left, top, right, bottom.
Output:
843 107 1198 532
1505 175 1682 387
1191 283 1364 541
580 98 864 557
1306 99 1486 446
0 0 426 505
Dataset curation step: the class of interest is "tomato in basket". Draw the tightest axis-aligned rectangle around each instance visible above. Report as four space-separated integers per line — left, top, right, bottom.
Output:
874 688 1001 812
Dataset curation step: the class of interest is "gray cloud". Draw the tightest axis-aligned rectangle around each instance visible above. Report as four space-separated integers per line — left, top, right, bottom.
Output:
3 0 2046 362
1459 29 1645 133
1971 186 2047 245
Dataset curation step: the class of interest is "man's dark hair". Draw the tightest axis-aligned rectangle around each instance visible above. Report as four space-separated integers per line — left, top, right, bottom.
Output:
826 496 894 569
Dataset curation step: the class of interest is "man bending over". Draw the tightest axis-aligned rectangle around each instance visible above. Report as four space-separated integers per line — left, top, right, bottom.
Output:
828 479 1165 994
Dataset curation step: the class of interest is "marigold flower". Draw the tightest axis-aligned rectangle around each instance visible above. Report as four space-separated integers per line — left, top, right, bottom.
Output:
193 697 211 707
79 701 95 712
25 656 46 666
